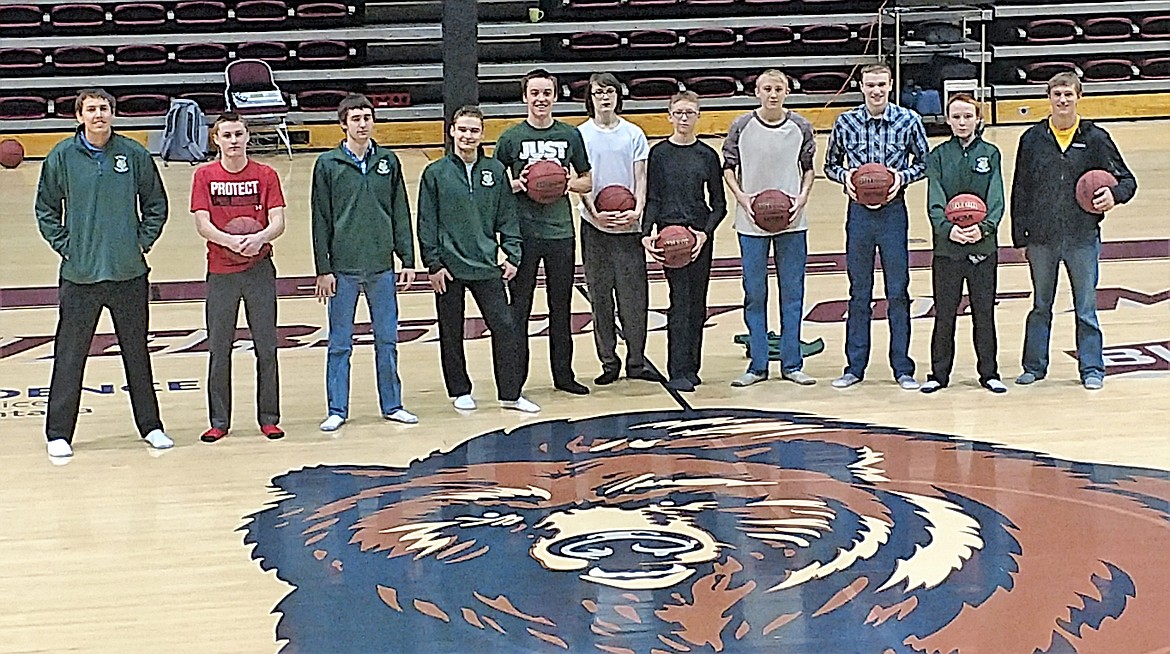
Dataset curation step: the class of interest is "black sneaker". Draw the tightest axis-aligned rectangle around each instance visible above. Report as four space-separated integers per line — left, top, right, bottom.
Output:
594 368 620 385
555 379 590 395
627 367 663 382
685 373 702 386
665 377 696 393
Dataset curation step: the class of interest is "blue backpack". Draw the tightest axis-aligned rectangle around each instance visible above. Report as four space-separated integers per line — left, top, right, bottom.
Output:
160 99 208 165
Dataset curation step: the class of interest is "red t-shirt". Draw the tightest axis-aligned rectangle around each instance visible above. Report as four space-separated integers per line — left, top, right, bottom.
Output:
190 159 287 274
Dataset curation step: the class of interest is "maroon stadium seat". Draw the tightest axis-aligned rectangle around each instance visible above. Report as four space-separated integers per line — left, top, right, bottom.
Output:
1139 16 1170 38
173 1 228 25
627 29 679 49
0 96 49 120
1081 17 1137 41
1138 57 1170 78
744 26 795 46
49 4 106 29
296 89 349 111
236 41 290 63
684 0 735 5
801 24 852 45
627 0 676 5
111 3 166 27
116 94 171 117
627 77 682 100
798 71 852 93
175 43 229 66
684 75 740 97
52 46 108 70
295 2 348 20
0 48 45 71
564 79 590 102
565 0 622 7
114 44 169 69
744 0 792 5
180 91 227 113
54 95 78 118
684 28 738 49
0 5 44 30
563 32 622 51
1019 19 1080 43
1080 58 1138 81
1019 61 1079 83
296 40 351 62
235 0 289 23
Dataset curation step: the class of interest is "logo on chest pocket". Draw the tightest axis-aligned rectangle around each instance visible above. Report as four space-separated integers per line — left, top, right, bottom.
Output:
113 155 129 174
973 156 991 174
481 170 495 186
376 159 391 175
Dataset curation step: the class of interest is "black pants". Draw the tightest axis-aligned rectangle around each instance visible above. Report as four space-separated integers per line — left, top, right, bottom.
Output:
664 240 713 381
510 236 577 386
205 257 280 430
929 253 1000 385
436 276 523 401
46 274 163 444
580 223 649 374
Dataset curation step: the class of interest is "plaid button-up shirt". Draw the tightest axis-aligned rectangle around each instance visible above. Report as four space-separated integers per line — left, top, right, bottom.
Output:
824 103 929 186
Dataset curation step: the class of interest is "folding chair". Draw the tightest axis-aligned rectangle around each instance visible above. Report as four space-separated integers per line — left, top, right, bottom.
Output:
224 58 292 158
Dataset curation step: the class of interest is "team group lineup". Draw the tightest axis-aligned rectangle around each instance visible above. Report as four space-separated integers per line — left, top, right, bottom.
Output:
33 63 1137 459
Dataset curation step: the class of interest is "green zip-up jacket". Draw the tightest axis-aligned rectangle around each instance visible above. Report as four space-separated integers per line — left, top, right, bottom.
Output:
417 152 522 281
35 129 168 284
925 134 1005 259
311 142 415 276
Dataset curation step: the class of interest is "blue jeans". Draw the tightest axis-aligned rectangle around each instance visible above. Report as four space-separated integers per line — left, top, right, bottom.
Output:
844 200 914 380
739 230 808 375
1022 238 1104 380
326 270 402 418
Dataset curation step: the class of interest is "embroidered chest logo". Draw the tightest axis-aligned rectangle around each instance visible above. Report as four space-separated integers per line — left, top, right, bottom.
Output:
376 159 391 175
973 156 991 174
480 170 494 187
112 155 129 173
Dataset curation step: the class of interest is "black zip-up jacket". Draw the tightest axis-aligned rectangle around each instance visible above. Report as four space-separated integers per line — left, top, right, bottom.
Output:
1010 118 1136 248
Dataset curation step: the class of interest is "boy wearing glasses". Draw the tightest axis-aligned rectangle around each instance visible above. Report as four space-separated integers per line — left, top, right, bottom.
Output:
494 68 594 396
642 91 727 392
577 72 656 385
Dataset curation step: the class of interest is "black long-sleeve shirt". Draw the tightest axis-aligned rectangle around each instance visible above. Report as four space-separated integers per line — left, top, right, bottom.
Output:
643 139 727 236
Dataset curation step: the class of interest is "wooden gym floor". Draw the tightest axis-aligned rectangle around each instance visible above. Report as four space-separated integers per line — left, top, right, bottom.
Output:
0 119 1168 653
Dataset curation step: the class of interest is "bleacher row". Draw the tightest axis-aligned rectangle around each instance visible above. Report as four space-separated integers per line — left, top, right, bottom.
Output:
552 23 880 55
998 15 1170 41
0 41 358 75
0 1 356 33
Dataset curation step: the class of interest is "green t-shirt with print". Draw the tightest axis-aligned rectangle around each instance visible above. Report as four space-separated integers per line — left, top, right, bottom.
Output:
493 119 591 240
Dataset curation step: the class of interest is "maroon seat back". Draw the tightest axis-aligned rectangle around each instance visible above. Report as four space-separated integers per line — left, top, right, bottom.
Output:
176 43 229 66
0 96 50 120
236 42 290 63
114 44 169 68
627 29 679 49
0 5 43 29
801 24 852 44
116 94 171 116
1139 57 1170 78
234 0 288 24
297 89 348 111
1020 61 1079 83
799 71 852 93
1081 17 1136 41
1139 16 1170 38
112 3 166 27
744 26 794 46
52 45 107 70
49 4 106 29
0 48 45 70
1080 58 1138 81
563 32 622 50
626 77 681 100
685 28 738 48
565 0 621 7
180 91 226 113
684 75 740 97
295 2 348 19
1021 19 1080 43
296 40 350 62
55 95 78 118
174 1 228 24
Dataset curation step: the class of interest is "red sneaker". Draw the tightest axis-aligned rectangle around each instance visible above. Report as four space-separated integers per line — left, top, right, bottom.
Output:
200 427 228 443
261 424 285 440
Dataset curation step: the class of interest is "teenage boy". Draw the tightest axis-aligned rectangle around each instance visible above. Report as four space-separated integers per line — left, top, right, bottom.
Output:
642 91 727 392
494 68 593 395
311 94 418 430
824 63 929 390
922 93 1007 394
722 69 817 388
35 88 172 458
577 72 656 385
418 106 540 414
191 113 286 442
1011 72 1137 390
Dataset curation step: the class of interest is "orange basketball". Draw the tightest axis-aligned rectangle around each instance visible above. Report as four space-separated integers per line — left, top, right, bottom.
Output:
852 163 894 207
944 193 988 228
750 190 794 232
655 225 696 269
222 216 266 264
1075 169 1119 214
525 160 568 205
0 139 24 169
595 184 636 213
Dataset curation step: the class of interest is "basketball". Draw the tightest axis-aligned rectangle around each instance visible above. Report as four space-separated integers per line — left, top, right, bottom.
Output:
944 193 988 228
595 184 636 213
525 160 568 205
0 139 24 169
750 189 794 232
1076 169 1119 214
222 216 265 264
655 225 696 269
852 163 895 207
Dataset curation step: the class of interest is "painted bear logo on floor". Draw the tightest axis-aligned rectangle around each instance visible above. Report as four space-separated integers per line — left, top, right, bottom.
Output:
242 410 1170 653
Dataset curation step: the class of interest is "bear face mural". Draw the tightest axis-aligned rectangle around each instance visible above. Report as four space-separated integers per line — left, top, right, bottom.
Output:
242 410 1170 653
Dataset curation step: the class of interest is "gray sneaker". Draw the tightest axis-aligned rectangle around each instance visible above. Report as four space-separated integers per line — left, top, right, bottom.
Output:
897 375 920 390
1015 372 1044 385
781 370 816 386
1083 376 1104 390
831 373 862 389
731 371 768 387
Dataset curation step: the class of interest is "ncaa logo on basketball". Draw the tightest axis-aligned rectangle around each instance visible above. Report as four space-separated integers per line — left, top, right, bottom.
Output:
480 170 494 186
376 159 391 175
112 154 129 173
973 156 991 173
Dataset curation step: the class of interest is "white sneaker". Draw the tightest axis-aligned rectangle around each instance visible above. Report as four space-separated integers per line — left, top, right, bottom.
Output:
832 373 862 388
501 397 541 413
385 409 419 424
782 370 816 386
730 371 767 387
144 429 174 450
47 439 73 458
453 395 477 411
897 375 920 391
983 379 1008 394
319 415 346 432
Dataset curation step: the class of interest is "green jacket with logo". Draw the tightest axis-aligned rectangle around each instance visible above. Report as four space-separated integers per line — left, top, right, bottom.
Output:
34 129 168 284
417 152 522 281
311 142 415 276
925 134 1005 259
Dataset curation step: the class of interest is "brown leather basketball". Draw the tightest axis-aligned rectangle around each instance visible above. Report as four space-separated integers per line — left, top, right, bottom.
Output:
944 193 988 228
222 216 266 264
852 163 894 207
595 184 636 212
750 189 794 232
1075 169 1119 214
525 160 568 205
0 139 24 169
655 225 696 269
